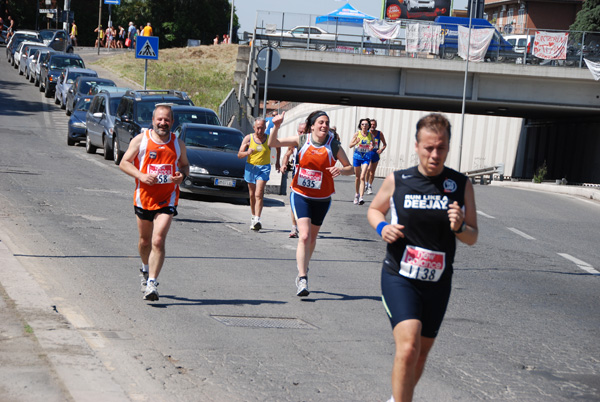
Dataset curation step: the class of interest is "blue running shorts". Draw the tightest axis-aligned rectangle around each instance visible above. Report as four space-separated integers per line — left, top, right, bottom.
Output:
244 163 271 184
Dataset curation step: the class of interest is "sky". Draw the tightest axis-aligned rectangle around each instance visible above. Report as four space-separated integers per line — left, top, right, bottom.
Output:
233 0 469 35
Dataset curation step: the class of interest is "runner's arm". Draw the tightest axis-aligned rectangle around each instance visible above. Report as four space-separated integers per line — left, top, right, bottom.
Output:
172 139 190 185
378 132 387 154
349 132 359 148
119 134 157 185
448 180 478 246
328 148 354 177
368 173 405 244
237 134 253 159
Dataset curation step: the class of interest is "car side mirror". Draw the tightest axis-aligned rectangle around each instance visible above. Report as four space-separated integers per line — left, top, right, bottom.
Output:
93 112 103 118
121 114 132 123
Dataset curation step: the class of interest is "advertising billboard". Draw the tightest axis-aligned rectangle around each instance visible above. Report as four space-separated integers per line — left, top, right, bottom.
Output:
383 0 451 21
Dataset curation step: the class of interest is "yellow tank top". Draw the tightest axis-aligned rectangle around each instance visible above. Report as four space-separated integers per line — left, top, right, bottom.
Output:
354 131 372 154
247 133 271 166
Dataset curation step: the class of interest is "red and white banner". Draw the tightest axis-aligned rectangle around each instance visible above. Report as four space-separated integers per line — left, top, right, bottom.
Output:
458 26 494 62
533 31 569 60
406 23 442 54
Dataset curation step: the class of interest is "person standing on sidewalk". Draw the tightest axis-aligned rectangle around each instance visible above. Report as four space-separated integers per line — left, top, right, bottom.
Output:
237 118 281 231
349 118 373 205
366 118 387 194
127 22 136 49
367 113 478 402
280 122 306 238
142 22 153 36
268 111 353 297
119 104 189 302
70 21 78 47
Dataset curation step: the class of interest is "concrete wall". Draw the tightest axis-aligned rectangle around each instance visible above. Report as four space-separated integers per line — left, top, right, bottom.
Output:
275 103 522 178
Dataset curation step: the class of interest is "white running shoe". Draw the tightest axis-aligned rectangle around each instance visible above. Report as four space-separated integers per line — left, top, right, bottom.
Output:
366 186 373 195
250 217 256 230
353 194 359 205
295 276 309 297
252 217 262 231
140 270 149 292
358 197 365 205
143 280 159 301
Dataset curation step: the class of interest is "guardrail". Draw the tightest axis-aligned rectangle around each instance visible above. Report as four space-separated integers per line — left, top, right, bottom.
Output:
464 163 505 184
252 10 600 69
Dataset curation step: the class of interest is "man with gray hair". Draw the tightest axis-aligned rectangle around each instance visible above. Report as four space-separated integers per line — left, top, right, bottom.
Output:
128 21 136 49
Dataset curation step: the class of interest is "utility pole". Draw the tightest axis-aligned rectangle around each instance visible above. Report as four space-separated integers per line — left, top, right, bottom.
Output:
229 0 234 43
63 0 70 31
97 0 102 55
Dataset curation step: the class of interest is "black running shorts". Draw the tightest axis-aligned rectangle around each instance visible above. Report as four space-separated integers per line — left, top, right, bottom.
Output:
381 266 452 338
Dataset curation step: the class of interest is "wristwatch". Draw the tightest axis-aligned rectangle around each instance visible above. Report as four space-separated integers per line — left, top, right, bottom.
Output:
453 222 467 234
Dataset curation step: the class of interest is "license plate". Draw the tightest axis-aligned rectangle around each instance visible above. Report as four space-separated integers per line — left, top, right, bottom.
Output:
215 178 235 187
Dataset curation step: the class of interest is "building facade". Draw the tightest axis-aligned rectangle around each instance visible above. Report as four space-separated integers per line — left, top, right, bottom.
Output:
484 0 583 34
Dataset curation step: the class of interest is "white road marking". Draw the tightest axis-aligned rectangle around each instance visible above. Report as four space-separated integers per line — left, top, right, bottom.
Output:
477 210 496 219
225 224 242 233
557 253 599 275
507 227 536 240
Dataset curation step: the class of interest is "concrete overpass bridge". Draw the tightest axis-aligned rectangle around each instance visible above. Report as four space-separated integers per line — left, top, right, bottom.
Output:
229 46 600 183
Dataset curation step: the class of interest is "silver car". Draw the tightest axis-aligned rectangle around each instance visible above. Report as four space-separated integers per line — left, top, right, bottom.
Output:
21 45 49 78
85 90 127 159
54 67 97 111
31 49 56 86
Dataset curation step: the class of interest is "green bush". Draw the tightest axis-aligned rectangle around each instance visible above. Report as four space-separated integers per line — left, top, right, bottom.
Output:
533 161 547 183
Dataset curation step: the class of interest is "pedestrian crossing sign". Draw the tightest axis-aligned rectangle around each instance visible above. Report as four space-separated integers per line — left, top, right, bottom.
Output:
136 36 159 60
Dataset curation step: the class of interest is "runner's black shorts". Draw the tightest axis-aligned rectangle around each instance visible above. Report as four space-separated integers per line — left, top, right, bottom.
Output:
381 265 452 338
134 206 178 221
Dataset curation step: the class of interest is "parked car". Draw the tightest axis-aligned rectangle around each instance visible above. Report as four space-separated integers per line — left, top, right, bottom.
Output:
31 48 56 86
504 34 533 54
171 105 221 132
6 30 41 65
67 96 94 146
19 44 48 77
1 23 8 44
112 89 194 164
174 123 249 201
85 89 127 159
39 29 74 53
65 77 116 116
13 40 43 70
55 67 98 110
39 52 85 98
266 25 335 51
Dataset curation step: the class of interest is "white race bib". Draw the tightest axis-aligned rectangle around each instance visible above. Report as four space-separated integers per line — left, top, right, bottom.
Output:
297 167 323 189
399 245 446 282
357 143 370 153
148 164 173 184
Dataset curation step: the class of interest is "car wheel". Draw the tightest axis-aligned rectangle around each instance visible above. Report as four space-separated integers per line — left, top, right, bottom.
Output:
44 83 52 98
54 92 60 105
103 135 114 160
25 69 29 80
18 67 23 75
65 106 71 116
39 79 44 91
60 97 66 110
67 133 76 146
85 132 97 154
269 41 280 48
113 136 123 165
35 75 40 87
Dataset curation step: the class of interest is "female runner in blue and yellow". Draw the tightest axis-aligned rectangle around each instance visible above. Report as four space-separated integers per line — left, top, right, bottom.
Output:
349 118 373 205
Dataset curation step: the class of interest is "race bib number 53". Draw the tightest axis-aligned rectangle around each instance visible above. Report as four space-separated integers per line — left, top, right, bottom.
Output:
298 167 323 189
148 164 173 184
399 245 445 282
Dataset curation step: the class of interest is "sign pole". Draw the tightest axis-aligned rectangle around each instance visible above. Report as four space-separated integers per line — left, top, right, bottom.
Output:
97 0 102 55
144 59 148 90
262 48 271 119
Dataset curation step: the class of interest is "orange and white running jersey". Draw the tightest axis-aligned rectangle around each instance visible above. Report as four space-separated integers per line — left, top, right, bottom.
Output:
291 133 337 199
134 129 181 210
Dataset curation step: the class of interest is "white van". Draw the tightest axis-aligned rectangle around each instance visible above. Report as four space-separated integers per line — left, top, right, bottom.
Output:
505 34 533 54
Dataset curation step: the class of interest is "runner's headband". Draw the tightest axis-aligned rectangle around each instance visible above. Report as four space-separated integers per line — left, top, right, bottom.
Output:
309 111 328 127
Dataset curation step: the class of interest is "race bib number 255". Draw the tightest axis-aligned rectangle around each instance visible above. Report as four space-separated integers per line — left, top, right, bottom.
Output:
399 245 446 282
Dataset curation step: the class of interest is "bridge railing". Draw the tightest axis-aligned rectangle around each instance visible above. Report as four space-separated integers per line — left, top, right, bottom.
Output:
252 10 600 69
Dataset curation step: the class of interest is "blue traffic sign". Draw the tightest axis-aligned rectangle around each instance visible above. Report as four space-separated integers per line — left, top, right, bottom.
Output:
136 36 159 60
104 0 121 4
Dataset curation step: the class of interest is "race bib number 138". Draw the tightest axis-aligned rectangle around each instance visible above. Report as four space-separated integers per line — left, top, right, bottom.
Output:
399 245 446 282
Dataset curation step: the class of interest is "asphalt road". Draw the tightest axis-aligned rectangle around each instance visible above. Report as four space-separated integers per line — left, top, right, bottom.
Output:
0 49 599 401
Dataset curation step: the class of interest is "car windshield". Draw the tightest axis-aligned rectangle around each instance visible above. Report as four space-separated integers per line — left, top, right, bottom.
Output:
136 99 194 124
50 57 84 69
67 72 95 84
75 97 93 112
184 128 242 150
39 31 55 41
174 111 220 127
79 80 115 94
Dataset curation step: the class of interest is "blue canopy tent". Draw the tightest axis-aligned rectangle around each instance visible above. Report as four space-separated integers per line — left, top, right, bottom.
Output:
315 3 378 51
315 3 377 26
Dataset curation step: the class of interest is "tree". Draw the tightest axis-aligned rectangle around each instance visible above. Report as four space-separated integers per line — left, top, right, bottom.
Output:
570 0 600 33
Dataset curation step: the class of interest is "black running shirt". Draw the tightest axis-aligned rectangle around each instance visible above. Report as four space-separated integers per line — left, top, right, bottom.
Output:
384 166 467 282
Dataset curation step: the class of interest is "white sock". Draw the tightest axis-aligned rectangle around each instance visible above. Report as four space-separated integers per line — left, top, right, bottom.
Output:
141 264 149 272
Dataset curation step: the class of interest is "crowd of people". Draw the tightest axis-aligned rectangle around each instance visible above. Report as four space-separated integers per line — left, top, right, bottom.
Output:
93 21 153 50
116 103 477 402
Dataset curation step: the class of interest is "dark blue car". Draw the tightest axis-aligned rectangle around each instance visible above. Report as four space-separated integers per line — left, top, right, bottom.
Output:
67 96 94 146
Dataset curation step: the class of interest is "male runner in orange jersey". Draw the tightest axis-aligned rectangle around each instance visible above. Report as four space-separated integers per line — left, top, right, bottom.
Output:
119 104 189 301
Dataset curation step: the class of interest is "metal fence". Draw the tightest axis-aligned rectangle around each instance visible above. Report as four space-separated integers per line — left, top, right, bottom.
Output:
252 10 600 69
